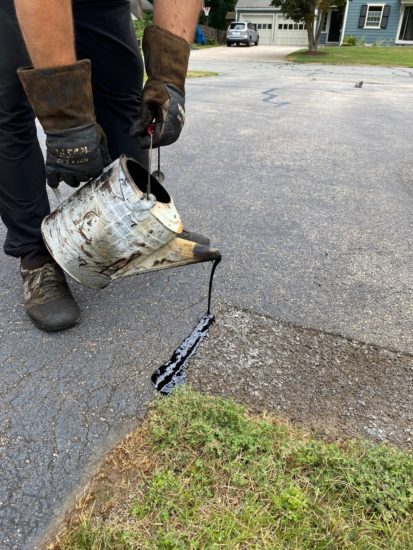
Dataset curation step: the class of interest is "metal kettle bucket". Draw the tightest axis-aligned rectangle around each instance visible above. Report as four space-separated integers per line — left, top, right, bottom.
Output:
41 156 220 289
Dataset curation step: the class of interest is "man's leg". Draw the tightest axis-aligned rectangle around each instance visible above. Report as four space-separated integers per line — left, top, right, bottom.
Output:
0 1 80 330
0 0 51 265
73 0 148 168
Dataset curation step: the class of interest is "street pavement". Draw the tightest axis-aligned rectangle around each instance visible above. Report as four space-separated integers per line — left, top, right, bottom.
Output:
1 46 412 548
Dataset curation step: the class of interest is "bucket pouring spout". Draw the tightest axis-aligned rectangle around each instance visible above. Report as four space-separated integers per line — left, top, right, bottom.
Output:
116 235 221 279
41 156 221 289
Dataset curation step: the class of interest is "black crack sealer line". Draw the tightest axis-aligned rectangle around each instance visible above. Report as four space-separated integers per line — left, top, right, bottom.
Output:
145 121 222 394
151 256 221 395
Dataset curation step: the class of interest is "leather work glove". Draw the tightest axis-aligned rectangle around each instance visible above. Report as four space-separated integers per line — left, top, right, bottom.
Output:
130 25 190 148
18 60 110 188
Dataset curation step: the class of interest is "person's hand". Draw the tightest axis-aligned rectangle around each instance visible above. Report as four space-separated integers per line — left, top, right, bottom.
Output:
18 60 110 188
130 26 189 148
44 123 110 188
130 81 185 148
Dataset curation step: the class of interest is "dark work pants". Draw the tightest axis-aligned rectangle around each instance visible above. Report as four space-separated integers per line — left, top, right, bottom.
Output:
0 0 146 261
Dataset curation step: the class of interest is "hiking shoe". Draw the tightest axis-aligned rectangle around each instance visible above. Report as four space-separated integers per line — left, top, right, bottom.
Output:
21 262 80 331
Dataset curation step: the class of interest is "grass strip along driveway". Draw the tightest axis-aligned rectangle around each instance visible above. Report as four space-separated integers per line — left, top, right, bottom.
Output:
52 390 413 549
288 46 413 67
187 70 219 78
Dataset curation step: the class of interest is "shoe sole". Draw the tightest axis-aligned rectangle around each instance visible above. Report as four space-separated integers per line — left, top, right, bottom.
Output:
28 313 81 332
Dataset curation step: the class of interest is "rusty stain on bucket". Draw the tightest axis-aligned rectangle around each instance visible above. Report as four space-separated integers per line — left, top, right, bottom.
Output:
41 156 220 289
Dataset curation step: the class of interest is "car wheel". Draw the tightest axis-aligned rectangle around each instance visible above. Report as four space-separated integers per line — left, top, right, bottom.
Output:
255 38 259 46
246 37 251 47
227 41 231 47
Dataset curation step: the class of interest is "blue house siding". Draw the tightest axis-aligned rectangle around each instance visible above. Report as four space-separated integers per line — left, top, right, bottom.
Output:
344 0 402 44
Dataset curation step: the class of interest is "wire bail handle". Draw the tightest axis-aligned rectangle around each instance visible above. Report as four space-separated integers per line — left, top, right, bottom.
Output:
146 123 156 200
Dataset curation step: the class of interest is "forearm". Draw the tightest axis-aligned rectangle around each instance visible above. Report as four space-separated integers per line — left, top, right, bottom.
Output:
14 0 75 68
153 0 201 43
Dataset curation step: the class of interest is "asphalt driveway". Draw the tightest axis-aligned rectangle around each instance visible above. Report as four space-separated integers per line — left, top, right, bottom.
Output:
1 47 412 548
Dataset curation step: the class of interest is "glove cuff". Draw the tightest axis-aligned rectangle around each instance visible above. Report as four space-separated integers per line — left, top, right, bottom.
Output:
143 25 190 95
17 60 95 132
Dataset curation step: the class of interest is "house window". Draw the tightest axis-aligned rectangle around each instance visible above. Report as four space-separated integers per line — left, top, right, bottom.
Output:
359 4 390 29
365 5 384 28
399 6 413 40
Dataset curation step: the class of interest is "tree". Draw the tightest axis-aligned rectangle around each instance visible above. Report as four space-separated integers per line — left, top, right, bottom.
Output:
271 0 345 53
202 0 237 30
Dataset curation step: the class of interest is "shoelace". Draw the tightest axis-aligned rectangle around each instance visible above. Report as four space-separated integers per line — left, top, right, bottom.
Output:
24 264 66 303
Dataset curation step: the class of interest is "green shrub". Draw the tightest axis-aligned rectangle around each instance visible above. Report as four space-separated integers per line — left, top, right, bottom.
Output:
342 35 357 46
133 14 153 42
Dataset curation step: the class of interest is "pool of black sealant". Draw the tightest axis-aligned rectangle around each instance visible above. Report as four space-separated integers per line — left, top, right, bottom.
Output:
151 257 221 395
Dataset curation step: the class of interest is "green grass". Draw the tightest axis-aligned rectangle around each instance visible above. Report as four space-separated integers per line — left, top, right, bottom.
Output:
143 70 218 85
192 43 221 50
187 70 219 78
54 389 413 549
288 46 413 67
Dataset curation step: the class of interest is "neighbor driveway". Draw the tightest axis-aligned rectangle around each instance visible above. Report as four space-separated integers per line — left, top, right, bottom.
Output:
192 44 298 63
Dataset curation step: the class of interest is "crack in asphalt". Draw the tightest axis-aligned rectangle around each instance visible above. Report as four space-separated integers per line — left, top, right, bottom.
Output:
189 306 413 449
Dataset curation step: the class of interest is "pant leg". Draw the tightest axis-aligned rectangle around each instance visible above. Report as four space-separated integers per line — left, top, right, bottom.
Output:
73 0 148 169
0 0 51 259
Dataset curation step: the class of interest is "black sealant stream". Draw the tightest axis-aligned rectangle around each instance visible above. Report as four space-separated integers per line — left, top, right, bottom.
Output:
151 256 221 395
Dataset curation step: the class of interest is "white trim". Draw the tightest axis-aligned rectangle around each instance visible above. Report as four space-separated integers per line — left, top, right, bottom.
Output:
364 4 385 29
396 4 405 39
396 3 413 42
325 10 332 39
339 0 350 45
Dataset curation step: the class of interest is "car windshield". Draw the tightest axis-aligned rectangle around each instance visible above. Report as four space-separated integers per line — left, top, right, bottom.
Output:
230 23 246 29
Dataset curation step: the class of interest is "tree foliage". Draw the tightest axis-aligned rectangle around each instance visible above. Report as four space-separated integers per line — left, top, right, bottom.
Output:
201 0 237 30
271 0 345 52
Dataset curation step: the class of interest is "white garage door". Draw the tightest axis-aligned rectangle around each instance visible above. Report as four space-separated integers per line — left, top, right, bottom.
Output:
275 15 308 45
239 14 274 44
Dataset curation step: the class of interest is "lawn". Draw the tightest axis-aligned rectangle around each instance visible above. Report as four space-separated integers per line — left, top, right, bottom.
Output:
192 43 221 50
187 70 219 78
52 389 413 549
287 46 413 67
143 70 218 83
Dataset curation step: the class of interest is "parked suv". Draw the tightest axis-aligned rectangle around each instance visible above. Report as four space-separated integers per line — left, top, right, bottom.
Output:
226 21 259 47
